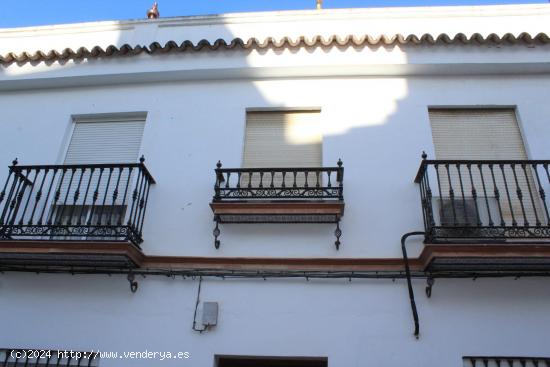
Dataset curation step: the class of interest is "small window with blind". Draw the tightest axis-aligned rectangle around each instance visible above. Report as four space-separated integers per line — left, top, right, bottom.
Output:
428 108 527 161
428 108 535 227
242 109 322 187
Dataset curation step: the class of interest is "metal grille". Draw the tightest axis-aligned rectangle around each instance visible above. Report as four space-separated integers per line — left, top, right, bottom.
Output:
211 160 344 249
0 349 99 367
429 257 550 272
464 356 550 367
415 158 550 243
0 159 155 247
213 161 344 202
217 214 340 224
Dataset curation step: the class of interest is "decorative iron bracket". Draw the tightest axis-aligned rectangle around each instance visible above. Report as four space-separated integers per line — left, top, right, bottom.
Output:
334 221 342 250
425 277 434 298
213 217 221 249
127 272 138 293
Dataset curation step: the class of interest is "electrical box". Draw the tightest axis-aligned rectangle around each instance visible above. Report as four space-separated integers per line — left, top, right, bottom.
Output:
202 302 218 327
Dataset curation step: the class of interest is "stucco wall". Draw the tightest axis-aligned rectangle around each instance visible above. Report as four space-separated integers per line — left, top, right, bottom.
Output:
0 274 549 366
1 73 550 367
1 5 550 366
0 76 549 258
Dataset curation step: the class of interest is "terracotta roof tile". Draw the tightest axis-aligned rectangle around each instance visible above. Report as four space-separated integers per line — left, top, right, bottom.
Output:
1 32 549 65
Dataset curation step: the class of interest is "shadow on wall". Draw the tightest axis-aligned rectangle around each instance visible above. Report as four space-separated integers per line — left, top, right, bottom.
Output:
0 18 434 258
3 10 550 367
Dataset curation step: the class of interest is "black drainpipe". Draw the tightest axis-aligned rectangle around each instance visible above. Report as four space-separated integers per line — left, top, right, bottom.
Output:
401 231 425 339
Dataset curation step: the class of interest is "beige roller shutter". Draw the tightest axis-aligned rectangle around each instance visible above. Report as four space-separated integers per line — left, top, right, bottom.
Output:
65 118 145 165
243 111 322 168
52 116 146 225
429 109 527 160
428 108 540 226
242 111 322 187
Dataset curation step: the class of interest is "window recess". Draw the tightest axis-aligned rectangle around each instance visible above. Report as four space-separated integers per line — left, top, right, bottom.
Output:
210 110 344 249
0 113 155 270
414 108 550 274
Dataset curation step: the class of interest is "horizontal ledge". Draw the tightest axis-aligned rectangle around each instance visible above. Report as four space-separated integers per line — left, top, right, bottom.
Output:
147 245 550 273
3 242 550 274
420 243 550 271
211 201 345 215
3 63 550 91
143 255 418 271
0 240 145 267
0 242 413 271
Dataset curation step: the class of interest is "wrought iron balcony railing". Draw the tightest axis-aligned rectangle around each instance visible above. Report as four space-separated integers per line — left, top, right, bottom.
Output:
210 160 345 249
0 157 155 247
463 356 550 367
0 349 100 367
213 160 344 202
415 154 550 243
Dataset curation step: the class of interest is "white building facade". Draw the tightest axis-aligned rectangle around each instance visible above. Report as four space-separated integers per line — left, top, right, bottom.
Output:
0 4 550 367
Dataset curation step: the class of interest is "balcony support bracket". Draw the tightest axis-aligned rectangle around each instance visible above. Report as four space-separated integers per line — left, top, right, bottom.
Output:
127 271 138 293
334 221 342 250
213 217 221 249
425 277 434 298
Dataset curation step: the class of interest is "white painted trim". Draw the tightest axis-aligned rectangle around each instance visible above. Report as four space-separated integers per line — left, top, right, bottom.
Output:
56 116 77 165
2 63 550 92
427 104 517 110
246 107 322 112
513 106 533 161
71 112 148 123
1 3 548 35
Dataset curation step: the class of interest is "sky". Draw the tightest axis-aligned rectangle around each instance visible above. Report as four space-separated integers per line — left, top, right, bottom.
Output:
0 0 546 28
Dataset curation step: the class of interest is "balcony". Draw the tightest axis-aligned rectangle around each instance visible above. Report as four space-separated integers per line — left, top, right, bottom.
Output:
0 158 155 269
415 156 550 273
210 160 345 249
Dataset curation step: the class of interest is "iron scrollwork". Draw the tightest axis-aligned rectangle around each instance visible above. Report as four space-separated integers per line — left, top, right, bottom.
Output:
0 159 155 248
212 160 344 249
415 154 550 244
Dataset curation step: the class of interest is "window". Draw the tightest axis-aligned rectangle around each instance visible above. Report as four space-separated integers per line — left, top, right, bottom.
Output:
243 110 322 187
210 109 343 248
428 108 537 226
428 108 527 161
52 113 146 231
216 356 328 367
65 113 146 165
243 110 322 168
